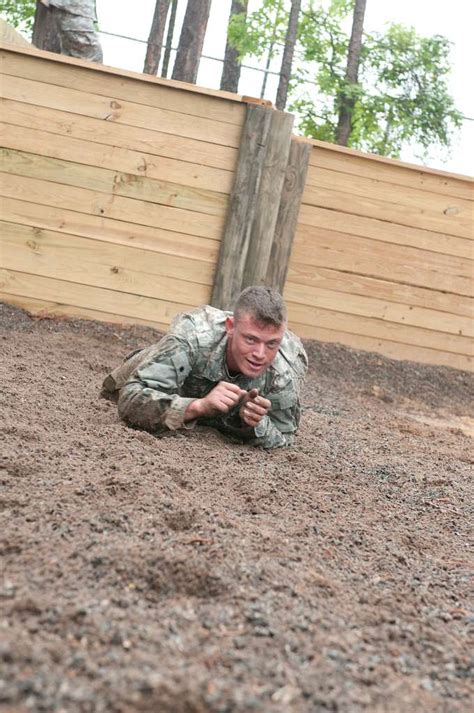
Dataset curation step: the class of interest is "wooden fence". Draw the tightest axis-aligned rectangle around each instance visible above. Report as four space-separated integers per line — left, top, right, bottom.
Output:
284 142 473 371
1 41 473 371
0 42 246 331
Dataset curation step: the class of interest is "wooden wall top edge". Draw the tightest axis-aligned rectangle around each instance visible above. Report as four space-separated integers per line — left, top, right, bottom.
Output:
299 135 474 183
0 41 257 107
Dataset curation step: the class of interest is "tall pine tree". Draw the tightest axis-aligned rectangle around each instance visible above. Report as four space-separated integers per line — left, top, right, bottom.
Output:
220 0 248 93
143 0 170 75
172 0 212 84
335 0 367 145
275 0 301 110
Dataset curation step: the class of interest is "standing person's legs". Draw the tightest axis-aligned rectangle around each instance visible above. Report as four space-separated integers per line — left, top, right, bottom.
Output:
52 8 103 62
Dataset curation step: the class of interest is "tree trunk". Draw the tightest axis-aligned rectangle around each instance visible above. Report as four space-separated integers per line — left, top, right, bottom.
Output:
336 0 367 146
260 0 283 99
143 0 171 75
171 0 212 84
32 0 60 53
220 0 248 93
275 0 301 110
161 0 178 78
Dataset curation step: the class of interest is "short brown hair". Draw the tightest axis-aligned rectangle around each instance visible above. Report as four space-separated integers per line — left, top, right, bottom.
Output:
233 286 287 327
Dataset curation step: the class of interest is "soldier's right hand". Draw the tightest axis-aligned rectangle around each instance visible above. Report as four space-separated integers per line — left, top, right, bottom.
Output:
197 381 246 416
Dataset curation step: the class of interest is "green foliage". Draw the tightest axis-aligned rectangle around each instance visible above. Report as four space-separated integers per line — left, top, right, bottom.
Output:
228 0 289 61
0 0 36 36
355 25 463 156
230 0 461 160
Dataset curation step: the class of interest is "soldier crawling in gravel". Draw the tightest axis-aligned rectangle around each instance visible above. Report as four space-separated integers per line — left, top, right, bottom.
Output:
101 286 308 449
40 0 103 62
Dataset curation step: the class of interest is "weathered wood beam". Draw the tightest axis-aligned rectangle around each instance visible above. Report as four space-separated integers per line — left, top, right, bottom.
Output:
241 110 294 289
266 138 311 292
210 104 272 309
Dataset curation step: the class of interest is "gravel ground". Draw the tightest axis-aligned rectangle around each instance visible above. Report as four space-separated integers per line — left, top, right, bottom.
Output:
1 301 473 713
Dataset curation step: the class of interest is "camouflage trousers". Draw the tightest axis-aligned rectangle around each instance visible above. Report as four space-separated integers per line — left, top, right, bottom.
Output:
52 8 103 63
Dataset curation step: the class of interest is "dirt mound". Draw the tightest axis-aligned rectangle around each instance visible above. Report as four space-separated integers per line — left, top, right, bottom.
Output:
1 302 472 712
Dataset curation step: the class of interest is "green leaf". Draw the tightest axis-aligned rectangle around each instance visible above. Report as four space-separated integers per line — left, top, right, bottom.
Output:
0 0 36 36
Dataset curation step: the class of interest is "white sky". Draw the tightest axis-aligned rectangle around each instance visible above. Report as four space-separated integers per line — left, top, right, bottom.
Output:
93 1 473 178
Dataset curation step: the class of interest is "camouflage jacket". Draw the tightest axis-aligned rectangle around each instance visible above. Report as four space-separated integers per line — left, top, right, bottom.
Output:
101 306 308 449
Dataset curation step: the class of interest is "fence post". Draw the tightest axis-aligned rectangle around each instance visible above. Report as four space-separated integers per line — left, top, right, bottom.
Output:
265 138 311 292
210 104 308 308
241 110 294 289
210 104 273 310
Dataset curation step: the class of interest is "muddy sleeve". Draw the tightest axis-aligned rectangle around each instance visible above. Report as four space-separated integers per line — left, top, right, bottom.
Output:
117 337 196 433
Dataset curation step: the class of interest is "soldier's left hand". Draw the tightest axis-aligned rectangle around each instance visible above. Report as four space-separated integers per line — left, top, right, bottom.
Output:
239 390 271 428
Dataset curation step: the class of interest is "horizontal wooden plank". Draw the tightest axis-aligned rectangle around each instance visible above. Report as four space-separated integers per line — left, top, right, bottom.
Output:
1 197 220 262
0 44 248 116
2 119 235 195
1 147 229 214
2 222 213 295
0 48 245 125
289 320 473 372
306 157 473 202
295 206 473 261
0 269 203 326
291 226 473 297
304 165 473 240
284 281 473 337
283 264 472 318
308 143 474 199
1 74 243 148
285 301 473 355
0 293 169 332
301 181 472 240
0 174 225 241
1 98 238 172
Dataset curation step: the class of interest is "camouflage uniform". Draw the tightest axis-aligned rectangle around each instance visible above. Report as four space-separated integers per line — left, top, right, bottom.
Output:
101 306 308 449
49 0 102 62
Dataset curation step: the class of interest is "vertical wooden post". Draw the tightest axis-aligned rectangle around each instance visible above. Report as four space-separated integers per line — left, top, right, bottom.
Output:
265 138 311 292
211 103 309 309
241 110 294 289
210 104 272 310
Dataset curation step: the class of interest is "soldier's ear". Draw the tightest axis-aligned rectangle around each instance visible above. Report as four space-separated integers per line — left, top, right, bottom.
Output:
225 316 235 335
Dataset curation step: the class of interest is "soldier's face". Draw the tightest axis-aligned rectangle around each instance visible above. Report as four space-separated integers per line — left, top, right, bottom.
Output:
225 313 285 377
